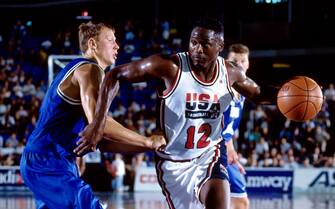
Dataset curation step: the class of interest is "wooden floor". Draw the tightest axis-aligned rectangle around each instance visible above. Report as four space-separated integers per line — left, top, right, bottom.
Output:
0 191 334 209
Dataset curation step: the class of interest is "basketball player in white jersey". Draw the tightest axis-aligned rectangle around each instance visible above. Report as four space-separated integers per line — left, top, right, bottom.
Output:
75 18 275 209
222 44 251 209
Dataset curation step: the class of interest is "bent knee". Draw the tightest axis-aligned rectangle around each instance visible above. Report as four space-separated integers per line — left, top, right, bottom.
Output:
231 196 249 209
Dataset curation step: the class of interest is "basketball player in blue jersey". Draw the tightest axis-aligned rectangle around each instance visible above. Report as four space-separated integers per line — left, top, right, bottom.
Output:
222 44 250 209
76 18 277 209
20 21 165 209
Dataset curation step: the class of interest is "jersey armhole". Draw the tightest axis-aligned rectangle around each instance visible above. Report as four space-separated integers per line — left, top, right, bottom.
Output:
223 58 235 100
158 54 182 99
57 61 102 105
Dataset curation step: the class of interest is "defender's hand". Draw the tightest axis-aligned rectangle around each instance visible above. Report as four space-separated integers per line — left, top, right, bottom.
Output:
74 123 104 156
226 140 238 165
149 135 166 150
235 161 246 175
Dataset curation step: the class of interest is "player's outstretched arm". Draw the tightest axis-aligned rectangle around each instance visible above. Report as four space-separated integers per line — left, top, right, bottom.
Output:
98 134 165 153
100 117 166 152
74 54 176 156
226 61 278 104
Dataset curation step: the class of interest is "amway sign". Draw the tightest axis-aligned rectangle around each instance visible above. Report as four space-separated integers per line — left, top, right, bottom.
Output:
245 168 293 193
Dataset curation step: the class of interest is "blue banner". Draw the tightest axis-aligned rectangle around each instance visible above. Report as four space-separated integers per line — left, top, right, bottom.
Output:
245 169 293 193
0 167 24 187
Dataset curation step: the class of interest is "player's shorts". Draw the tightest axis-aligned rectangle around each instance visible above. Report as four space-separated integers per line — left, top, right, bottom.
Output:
20 150 103 209
227 163 247 198
155 144 229 209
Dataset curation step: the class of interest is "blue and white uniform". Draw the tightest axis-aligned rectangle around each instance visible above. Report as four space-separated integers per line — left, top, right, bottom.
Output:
221 96 248 198
20 58 104 209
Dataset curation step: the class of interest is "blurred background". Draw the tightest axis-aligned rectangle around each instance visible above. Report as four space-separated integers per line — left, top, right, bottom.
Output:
0 0 335 208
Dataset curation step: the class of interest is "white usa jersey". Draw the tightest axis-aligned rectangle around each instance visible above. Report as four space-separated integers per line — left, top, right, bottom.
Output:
157 52 233 161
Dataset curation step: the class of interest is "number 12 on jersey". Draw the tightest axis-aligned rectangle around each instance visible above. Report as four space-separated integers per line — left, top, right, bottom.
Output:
185 123 212 149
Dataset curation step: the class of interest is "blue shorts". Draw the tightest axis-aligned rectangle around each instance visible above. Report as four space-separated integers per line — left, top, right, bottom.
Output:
227 163 247 198
210 145 229 181
20 150 103 209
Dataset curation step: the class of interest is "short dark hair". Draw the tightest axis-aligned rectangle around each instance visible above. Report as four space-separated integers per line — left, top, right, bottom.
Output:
194 17 224 37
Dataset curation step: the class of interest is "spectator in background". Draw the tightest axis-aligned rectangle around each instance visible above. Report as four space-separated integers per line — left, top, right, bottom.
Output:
280 137 291 154
111 101 127 118
284 155 299 169
255 137 269 155
301 157 313 168
0 135 4 147
5 132 19 148
22 77 36 98
324 83 335 102
111 154 126 192
0 98 7 118
314 125 330 153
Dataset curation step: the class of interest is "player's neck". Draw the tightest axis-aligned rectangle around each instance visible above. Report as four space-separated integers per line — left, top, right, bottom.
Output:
193 62 216 82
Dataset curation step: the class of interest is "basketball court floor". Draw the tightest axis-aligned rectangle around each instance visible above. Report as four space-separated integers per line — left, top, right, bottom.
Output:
0 191 334 209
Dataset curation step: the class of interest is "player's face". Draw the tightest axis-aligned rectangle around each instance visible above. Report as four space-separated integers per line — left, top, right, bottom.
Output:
96 27 119 68
189 27 223 70
227 52 249 72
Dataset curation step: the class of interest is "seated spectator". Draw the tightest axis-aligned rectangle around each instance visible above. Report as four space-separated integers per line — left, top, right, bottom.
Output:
5 132 19 148
324 83 335 102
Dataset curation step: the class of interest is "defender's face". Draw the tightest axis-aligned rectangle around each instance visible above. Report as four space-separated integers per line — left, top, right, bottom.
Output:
227 52 249 72
189 27 223 70
96 27 119 67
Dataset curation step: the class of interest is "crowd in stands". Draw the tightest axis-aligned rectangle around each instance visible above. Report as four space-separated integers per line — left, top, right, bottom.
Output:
1 19 335 186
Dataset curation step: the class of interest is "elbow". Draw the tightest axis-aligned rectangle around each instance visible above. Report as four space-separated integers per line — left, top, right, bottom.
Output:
250 85 261 99
254 86 261 97
249 86 262 104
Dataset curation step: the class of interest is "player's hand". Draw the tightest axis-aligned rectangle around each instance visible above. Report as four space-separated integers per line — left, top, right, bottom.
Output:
225 60 244 72
149 135 166 150
235 161 246 175
226 140 238 164
74 123 104 156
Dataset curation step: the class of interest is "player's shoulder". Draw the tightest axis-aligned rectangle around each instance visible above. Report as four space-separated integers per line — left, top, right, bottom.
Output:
145 53 179 69
72 60 104 84
75 60 102 74
148 53 177 61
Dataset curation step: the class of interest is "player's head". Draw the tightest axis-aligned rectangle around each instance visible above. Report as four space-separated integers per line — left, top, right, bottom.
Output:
79 21 119 69
188 18 224 70
227 44 250 72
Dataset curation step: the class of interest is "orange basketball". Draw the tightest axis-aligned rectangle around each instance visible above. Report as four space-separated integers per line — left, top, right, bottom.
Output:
277 76 323 122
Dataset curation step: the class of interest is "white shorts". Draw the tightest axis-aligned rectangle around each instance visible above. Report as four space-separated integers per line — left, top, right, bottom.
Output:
155 144 229 209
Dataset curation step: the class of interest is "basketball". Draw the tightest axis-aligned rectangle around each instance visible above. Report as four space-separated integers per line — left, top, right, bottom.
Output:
277 76 323 122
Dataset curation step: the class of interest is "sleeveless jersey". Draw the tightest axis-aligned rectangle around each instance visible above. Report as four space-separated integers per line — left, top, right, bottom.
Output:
157 52 233 160
221 96 245 141
24 58 102 157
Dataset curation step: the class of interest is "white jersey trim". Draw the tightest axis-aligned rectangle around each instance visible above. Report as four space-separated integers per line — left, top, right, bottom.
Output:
56 88 81 105
223 59 235 100
155 160 176 209
57 60 103 106
196 144 222 200
187 53 219 86
230 192 248 198
158 54 182 99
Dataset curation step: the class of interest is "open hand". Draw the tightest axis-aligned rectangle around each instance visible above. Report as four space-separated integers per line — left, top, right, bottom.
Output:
235 161 246 175
226 140 246 174
73 123 104 156
226 140 238 165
